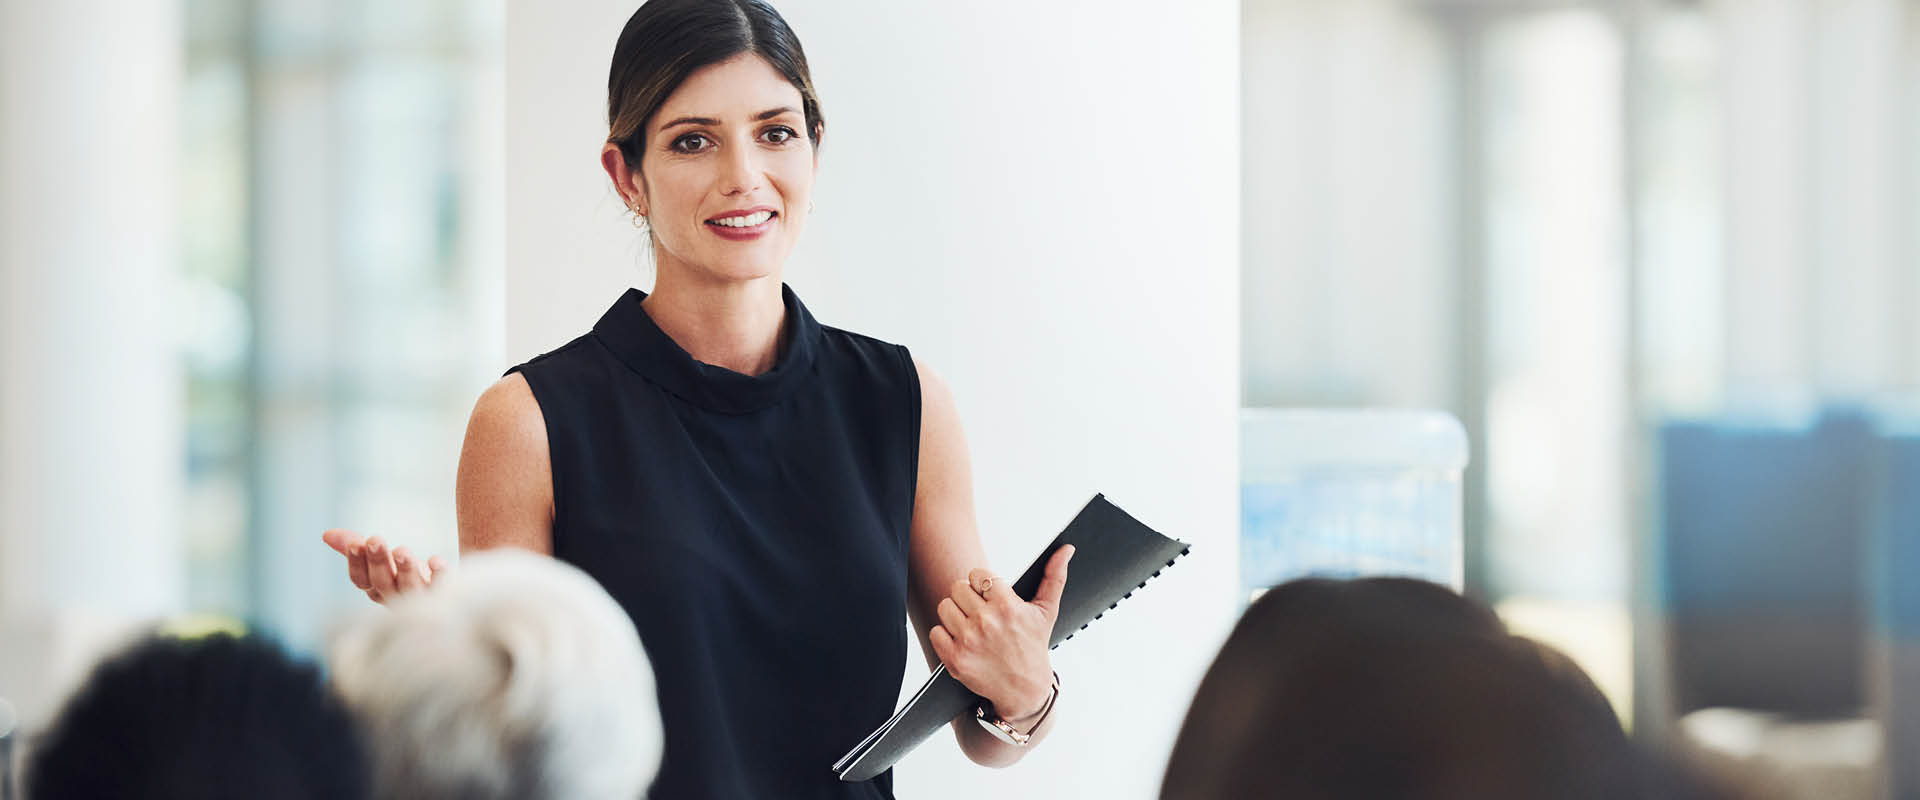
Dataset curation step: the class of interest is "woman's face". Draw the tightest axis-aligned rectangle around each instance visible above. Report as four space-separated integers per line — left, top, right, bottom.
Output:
626 53 817 284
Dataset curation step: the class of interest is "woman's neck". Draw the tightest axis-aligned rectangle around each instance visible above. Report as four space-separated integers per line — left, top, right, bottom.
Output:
640 270 788 377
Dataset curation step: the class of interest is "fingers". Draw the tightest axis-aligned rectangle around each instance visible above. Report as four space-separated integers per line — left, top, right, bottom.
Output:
1030 545 1075 617
936 596 969 635
948 579 986 618
337 528 450 606
365 537 400 602
969 567 1019 605
968 568 993 596
392 548 429 593
321 528 363 556
929 625 957 664
346 540 372 591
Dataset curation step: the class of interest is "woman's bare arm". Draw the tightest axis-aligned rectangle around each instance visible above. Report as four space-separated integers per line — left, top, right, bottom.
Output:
905 357 1060 767
324 372 554 604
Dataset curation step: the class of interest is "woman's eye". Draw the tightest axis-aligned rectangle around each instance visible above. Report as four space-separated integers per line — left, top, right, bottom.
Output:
672 134 709 153
763 127 796 144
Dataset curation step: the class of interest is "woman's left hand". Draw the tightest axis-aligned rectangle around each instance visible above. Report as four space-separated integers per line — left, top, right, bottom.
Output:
929 544 1075 721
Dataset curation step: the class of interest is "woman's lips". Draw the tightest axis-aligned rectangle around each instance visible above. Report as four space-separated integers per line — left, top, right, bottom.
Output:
704 211 776 241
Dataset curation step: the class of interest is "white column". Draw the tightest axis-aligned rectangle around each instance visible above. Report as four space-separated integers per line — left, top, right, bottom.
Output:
1241 0 1457 411
0 0 186 724
1804 0 1906 398
1715 0 1814 399
1908 11 1920 391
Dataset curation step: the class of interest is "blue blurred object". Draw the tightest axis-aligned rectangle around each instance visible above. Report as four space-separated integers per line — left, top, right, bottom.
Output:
1660 404 1920 798
1658 409 1878 716
1871 429 1920 641
1240 409 1469 606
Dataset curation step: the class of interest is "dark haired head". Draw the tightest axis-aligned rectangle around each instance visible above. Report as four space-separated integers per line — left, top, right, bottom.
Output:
1162 577 1665 800
606 0 824 176
25 631 371 800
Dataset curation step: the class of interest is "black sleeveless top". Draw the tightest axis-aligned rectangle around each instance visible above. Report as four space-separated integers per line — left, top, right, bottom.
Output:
505 284 919 799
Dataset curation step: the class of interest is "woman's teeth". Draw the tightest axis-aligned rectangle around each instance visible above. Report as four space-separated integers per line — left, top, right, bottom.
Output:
708 211 774 228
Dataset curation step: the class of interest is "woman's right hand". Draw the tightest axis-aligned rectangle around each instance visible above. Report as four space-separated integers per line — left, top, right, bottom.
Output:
322 529 449 605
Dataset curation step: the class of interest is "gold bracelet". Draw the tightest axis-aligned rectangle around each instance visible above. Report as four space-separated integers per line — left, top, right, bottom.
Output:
974 671 1060 746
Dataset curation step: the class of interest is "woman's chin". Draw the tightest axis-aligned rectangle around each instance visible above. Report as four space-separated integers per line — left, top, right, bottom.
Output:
689 258 780 285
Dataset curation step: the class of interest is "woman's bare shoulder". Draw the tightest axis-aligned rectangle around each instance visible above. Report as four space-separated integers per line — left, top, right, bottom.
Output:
466 373 551 455
457 372 554 553
476 371 544 423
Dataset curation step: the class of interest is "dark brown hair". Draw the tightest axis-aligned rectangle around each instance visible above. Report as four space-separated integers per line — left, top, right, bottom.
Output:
26 632 371 800
606 0 824 177
1160 577 1681 800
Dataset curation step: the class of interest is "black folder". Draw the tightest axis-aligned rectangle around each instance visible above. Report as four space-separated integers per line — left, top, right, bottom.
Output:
833 494 1190 781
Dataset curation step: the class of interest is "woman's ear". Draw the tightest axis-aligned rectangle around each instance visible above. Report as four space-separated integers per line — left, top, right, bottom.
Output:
600 142 647 215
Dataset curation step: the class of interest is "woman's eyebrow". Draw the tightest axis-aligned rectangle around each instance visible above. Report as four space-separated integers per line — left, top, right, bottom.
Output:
657 106 801 132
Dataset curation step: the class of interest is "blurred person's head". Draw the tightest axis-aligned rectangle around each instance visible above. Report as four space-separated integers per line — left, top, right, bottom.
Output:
1161 577 1652 800
601 0 823 283
327 548 661 800
25 631 370 800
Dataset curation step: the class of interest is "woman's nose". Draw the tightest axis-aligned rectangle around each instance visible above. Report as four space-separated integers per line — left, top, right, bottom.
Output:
717 140 761 195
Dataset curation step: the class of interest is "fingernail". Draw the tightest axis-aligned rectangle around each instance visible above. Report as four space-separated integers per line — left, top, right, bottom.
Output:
350 544 363 557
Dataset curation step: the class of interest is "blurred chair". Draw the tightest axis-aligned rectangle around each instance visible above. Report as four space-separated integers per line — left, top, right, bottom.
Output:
1658 410 1884 800
2 697 14 800
326 549 661 800
1869 430 1920 799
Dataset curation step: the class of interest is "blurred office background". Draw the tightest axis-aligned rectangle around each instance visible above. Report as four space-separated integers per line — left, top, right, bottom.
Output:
1 0 1916 798
1243 2 1918 797
1 0 502 731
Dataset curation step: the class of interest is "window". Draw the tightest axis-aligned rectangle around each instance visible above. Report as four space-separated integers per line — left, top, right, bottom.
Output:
182 0 503 650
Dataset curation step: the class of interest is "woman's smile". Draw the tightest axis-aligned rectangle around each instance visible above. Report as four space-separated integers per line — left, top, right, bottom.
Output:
704 207 778 241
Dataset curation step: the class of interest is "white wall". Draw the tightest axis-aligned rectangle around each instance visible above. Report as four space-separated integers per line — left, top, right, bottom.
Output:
505 2 1241 797
503 0 652 352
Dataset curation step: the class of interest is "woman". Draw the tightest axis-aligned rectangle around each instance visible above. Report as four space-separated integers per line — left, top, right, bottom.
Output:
320 1 1069 797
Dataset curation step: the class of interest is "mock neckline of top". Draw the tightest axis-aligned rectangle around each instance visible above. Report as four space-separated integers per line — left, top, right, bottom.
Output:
590 283 822 415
